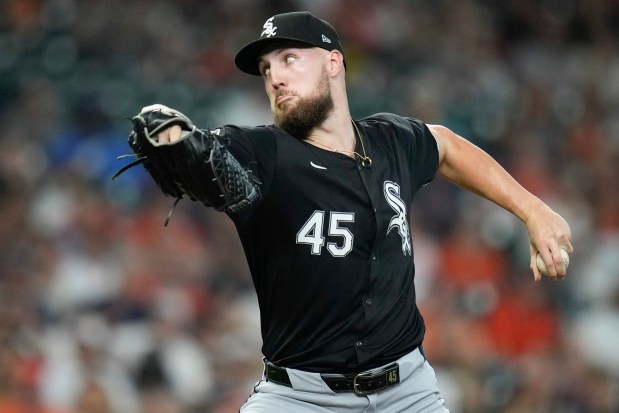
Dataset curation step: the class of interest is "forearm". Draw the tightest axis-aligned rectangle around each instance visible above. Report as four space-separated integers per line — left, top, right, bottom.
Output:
442 141 544 223
430 125 541 223
429 124 572 280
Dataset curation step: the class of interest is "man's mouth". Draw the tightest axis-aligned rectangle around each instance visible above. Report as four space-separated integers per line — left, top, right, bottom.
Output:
276 95 295 106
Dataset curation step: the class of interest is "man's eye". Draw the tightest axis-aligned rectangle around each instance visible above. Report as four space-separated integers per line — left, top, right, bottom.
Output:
285 55 296 64
262 67 270 77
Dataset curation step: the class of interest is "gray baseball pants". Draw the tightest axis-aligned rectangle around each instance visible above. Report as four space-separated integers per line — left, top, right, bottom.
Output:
240 347 450 413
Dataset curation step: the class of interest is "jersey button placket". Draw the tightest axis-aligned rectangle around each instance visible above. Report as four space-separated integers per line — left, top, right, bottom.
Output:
369 251 379 283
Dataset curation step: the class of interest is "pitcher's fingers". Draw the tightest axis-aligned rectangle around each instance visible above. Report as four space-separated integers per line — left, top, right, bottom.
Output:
169 125 183 143
530 244 542 282
155 125 182 144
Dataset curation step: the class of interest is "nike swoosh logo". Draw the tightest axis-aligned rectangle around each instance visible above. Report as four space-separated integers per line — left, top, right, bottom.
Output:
310 162 327 170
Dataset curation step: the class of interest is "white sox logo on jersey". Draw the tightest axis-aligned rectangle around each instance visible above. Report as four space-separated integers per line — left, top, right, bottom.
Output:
261 17 277 37
384 181 411 256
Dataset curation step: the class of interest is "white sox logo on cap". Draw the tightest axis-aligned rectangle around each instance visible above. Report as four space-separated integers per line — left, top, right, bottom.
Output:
261 17 277 38
235 11 346 75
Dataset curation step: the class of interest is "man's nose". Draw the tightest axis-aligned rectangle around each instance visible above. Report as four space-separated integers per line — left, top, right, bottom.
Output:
269 67 287 89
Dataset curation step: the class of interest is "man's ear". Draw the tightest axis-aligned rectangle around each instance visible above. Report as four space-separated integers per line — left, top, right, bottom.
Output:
328 49 345 76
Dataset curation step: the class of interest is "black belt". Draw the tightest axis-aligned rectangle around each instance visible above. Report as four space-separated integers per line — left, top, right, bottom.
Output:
264 361 401 395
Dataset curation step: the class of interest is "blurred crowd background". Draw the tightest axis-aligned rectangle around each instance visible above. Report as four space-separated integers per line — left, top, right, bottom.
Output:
1 0 619 412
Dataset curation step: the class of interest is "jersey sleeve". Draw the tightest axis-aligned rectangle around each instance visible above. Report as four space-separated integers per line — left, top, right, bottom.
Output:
215 124 278 224
404 118 439 189
373 113 439 191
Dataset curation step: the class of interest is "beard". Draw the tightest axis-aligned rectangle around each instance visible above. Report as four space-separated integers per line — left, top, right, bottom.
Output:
273 70 334 140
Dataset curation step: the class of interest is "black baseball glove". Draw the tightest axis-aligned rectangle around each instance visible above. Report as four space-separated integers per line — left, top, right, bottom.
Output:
114 105 260 224
114 105 194 199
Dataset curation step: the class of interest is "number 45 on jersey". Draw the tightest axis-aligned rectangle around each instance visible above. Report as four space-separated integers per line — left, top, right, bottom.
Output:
296 211 355 257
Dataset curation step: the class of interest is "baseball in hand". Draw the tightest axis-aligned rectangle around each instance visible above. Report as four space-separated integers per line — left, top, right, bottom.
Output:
536 249 569 275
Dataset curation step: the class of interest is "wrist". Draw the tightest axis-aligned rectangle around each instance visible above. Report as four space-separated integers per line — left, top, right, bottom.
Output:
520 197 546 224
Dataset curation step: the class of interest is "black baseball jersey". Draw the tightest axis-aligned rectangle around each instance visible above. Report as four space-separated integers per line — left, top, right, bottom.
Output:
214 113 438 373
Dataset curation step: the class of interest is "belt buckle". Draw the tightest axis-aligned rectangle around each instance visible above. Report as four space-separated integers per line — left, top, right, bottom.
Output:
353 371 375 395
352 370 388 396
352 363 399 396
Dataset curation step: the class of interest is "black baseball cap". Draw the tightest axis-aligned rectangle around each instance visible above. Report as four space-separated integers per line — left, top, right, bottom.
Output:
235 11 345 76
